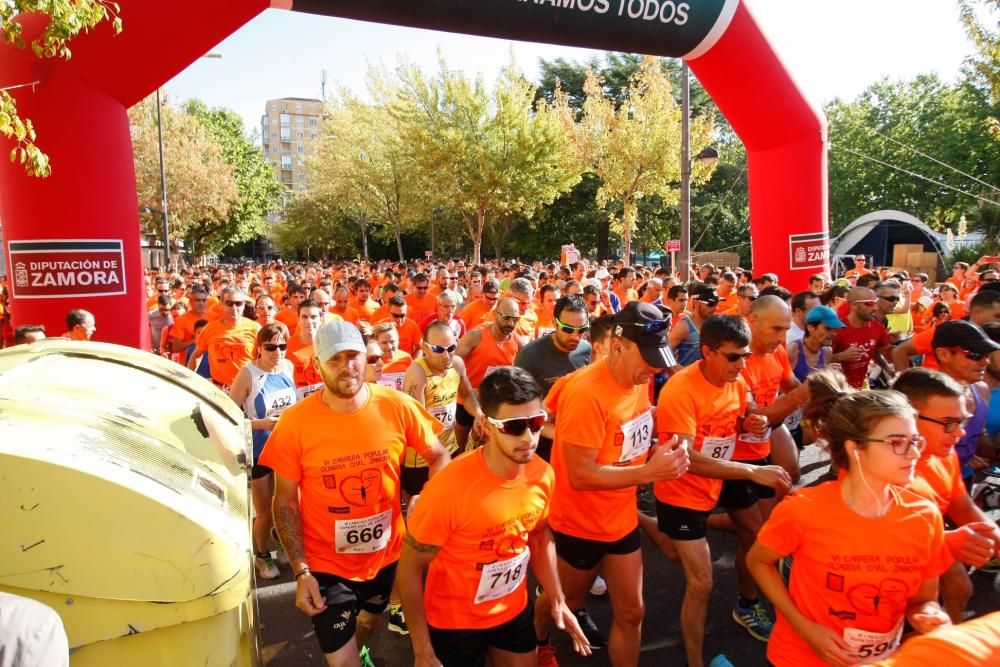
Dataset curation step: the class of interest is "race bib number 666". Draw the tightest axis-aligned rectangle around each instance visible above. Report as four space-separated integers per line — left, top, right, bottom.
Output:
334 509 392 554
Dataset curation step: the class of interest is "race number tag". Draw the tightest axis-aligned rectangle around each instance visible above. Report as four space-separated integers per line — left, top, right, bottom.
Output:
701 435 736 461
784 408 803 431
297 383 323 400
619 409 654 463
739 427 772 444
263 387 296 417
843 623 902 663
428 403 457 429
378 372 405 391
474 548 531 604
334 509 392 554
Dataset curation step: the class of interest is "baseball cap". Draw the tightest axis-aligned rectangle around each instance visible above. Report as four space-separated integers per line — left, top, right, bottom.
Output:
595 268 611 280
931 320 1000 354
582 277 602 290
612 301 676 369
804 305 846 329
916 296 933 309
690 284 720 305
313 320 366 363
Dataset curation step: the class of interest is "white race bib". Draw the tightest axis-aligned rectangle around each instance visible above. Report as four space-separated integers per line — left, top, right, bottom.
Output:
378 372 405 392
843 623 902 664
784 408 803 431
619 409 655 463
428 402 457 429
334 509 392 554
738 426 772 444
297 383 324 400
474 547 531 604
701 435 737 461
263 387 296 417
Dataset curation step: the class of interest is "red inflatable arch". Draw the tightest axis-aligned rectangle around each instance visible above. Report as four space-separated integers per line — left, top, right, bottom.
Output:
0 0 827 349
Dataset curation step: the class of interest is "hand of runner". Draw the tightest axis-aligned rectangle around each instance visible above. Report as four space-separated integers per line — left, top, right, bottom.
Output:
908 602 951 635
470 414 487 445
294 573 327 617
642 435 689 482
789 380 811 404
799 619 855 667
945 522 1000 566
969 455 990 470
833 345 864 363
255 416 279 430
743 413 768 438
551 598 593 656
749 464 792 493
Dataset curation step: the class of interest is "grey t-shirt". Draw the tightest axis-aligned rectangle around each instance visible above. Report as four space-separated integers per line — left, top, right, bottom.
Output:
514 334 592 398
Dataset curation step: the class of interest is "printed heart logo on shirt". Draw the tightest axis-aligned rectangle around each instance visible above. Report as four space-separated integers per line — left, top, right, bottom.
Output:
846 578 909 617
339 468 382 507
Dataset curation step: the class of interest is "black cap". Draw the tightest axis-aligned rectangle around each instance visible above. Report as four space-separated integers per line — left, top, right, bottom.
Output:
931 320 1000 355
612 302 676 369
690 284 720 305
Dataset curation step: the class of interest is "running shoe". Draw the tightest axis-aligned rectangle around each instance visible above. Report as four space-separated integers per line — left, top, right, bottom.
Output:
972 481 999 511
574 609 607 650
359 645 375 667
537 643 559 667
387 604 409 635
732 601 774 642
589 575 608 596
708 655 735 667
254 553 280 580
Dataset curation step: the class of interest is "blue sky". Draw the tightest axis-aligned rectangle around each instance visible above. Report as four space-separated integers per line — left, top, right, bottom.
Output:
165 0 981 137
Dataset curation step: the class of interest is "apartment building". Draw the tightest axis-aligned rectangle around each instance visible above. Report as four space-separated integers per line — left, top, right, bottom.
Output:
260 97 324 205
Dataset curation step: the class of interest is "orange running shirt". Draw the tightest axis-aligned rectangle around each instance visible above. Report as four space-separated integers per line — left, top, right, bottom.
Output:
275 308 299 336
546 361 653 541
287 335 324 399
259 387 443 581
461 324 519 390
407 447 554 630
870 611 1000 667
459 299 495 330
351 299 379 322
654 362 748 511
736 347 793 460
378 350 413 392
170 309 218 347
332 307 361 326
758 482 953 667
909 326 940 370
406 292 438 324
194 318 260 387
908 450 964 516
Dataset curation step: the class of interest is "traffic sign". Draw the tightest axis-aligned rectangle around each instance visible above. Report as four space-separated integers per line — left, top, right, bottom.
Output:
666 239 681 253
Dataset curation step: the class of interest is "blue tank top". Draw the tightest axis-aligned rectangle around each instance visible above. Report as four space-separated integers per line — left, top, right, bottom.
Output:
987 384 1000 439
675 315 701 367
792 339 827 383
955 387 987 470
242 361 296 459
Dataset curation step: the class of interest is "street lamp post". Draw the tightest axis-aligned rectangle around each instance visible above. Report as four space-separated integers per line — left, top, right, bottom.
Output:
155 87 170 271
679 62 719 283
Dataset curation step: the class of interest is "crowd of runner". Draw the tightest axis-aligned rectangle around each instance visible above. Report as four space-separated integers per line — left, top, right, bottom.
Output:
1 254 1000 666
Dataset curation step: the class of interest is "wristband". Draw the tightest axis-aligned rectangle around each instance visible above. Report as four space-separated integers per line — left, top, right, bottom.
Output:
294 568 312 580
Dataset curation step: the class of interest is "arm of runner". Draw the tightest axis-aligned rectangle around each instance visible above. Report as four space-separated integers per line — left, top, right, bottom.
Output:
272 474 326 617
398 534 443 667
403 362 428 406
687 447 792 492
452 356 486 440
454 327 481 360
424 439 452 479
186 347 204 372
905 578 951 635
562 436 688 490
756 379 810 424
667 318 688 349
830 343 865 365
747 540 855 667
228 367 278 429
527 524 592 657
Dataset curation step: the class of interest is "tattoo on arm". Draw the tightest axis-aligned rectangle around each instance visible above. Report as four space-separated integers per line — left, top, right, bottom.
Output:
404 532 441 555
273 503 306 563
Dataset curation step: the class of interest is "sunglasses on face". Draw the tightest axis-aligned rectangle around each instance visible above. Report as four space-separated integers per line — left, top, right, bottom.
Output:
917 414 970 434
157 289 169 294
740 295 757 301
224 301 245 308
713 349 752 363
954 348 987 362
487 412 547 437
878 295 900 303
850 299 877 306
624 319 669 334
425 343 457 354
390 312 406 320
366 354 382 365
497 313 521 323
863 434 926 456
555 318 589 334
261 343 287 352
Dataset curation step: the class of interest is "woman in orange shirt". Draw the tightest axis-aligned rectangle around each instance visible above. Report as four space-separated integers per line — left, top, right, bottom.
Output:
748 369 953 667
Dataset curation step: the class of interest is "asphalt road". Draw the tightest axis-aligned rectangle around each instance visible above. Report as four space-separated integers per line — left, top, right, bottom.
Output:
258 443 1000 666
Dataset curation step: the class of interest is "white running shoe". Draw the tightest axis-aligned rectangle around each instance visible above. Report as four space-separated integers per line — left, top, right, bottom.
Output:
255 553 280 580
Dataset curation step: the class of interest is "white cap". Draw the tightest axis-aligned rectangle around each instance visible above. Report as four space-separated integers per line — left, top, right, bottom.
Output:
313 321 365 363
583 278 602 289
595 268 611 280
916 296 933 309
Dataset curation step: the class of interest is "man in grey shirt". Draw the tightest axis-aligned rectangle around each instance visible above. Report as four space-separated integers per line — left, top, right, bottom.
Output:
148 294 173 355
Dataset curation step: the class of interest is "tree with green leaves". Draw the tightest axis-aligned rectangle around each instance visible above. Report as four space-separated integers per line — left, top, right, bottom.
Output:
271 193 360 260
553 56 716 261
391 60 581 265
184 100 283 255
1 1 122 177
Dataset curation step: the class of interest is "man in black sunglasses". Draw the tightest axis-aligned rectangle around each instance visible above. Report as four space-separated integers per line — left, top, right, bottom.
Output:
399 367 591 667
515 296 592 414
931 320 999 490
